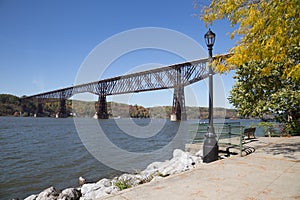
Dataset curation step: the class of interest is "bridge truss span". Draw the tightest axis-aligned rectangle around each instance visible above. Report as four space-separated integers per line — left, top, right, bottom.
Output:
24 57 210 100
22 55 229 119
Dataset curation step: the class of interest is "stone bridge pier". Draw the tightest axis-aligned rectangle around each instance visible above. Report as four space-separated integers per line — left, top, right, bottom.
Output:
171 68 187 121
56 99 67 118
95 95 109 119
35 100 44 117
171 86 186 121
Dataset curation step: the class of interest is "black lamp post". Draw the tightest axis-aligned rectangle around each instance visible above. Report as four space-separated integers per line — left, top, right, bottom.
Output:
203 28 218 163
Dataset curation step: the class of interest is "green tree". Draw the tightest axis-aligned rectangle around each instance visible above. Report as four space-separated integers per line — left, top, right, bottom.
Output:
0 94 21 116
229 61 300 134
200 0 300 134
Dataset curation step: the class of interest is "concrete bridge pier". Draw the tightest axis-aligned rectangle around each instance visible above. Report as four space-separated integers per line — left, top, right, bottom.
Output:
56 99 67 118
94 95 109 119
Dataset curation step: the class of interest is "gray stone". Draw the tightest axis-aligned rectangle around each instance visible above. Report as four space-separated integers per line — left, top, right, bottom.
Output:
94 190 108 199
144 161 163 171
158 149 201 176
80 179 112 200
118 173 140 187
195 149 203 157
190 155 202 165
58 188 81 200
150 176 163 182
24 195 37 200
141 160 170 179
104 186 120 194
96 178 111 187
80 183 97 196
173 149 186 158
80 189 107 200
36 186 61 200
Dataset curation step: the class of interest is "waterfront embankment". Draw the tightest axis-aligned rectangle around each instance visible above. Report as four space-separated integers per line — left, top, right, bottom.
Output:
101 136 300 200
22 136 300 199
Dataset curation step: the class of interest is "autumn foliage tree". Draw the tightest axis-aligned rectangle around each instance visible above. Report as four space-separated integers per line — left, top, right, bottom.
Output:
200 0 300 134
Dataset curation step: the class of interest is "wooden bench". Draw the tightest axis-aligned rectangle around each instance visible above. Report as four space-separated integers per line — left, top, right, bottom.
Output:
243 127 256 139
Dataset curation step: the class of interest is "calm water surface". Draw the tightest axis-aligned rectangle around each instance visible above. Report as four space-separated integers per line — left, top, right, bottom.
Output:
0 117 262 199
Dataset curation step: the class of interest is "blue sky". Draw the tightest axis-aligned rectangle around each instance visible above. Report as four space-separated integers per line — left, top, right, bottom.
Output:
0 0 238 108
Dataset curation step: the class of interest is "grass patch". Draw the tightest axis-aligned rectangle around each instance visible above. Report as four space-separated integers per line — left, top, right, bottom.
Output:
115 180 131 190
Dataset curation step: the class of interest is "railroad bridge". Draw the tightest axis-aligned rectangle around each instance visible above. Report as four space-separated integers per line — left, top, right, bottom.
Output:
21 55 227 120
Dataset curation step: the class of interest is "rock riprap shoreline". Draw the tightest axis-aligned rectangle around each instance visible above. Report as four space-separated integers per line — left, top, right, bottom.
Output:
23 149 203 200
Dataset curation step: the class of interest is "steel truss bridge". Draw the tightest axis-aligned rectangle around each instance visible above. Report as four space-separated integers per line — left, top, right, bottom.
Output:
21 55 228 120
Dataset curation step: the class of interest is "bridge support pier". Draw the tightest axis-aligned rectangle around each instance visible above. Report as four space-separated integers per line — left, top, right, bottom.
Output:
171 68 186 121
35 100 43 117
95 95 109 119
56 99 67 118
20 99 26 117
171 86 186 121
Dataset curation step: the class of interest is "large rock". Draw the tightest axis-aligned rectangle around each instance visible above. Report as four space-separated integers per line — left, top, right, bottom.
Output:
80 183 97 196
104 186 120 195
36 186 61 200
80 178 112 200
195 149 203 157
141 149 202 177
79 189 107 200
150 176 163 182
117 174 141 187
140 160 170 179
57 188 81 200
96 178 111 187
24 195 37 200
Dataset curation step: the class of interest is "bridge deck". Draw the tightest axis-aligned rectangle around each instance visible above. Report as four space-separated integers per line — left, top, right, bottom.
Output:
22 54 229 100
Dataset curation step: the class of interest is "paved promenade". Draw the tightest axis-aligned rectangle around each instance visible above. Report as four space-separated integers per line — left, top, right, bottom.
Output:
102 136 300 200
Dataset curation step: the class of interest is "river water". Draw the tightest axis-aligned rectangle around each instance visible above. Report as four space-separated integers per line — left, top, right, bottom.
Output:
0 117 263 199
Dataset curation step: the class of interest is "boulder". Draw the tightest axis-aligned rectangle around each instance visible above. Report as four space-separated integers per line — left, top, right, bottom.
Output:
150 176 163 182
80 179 112 200
190 155 202 165
140 160 170 179
159 149 201 176
195 149 203 157
24 195 37 200
94 190 108 198
57 188 81 200
36 186 61 200
96 178 111 187
118 174 140 187
80 183 97 196
79 189 107 200
173 149 186 158
104 186 120 194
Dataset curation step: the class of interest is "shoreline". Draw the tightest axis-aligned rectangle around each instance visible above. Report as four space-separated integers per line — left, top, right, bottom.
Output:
23 146 204 200
102 136 300 200
22 136 300 200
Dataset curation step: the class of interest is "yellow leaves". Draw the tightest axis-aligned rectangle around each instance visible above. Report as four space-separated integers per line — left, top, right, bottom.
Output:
230 30 237 40
199 0 300 80
261 67 271 76
213 62 228 73
285 64 300 81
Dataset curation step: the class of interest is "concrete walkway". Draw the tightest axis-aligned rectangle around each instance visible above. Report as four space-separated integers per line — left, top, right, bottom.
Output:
101 137 300 200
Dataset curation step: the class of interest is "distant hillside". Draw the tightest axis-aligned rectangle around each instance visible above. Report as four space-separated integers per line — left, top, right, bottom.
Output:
0 94 240 119
0 94 20 116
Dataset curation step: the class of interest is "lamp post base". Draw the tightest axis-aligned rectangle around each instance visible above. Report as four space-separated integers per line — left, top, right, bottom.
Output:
203 131 219 163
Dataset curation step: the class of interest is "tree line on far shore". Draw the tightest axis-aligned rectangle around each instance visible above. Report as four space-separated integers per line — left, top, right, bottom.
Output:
0 94 239 119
